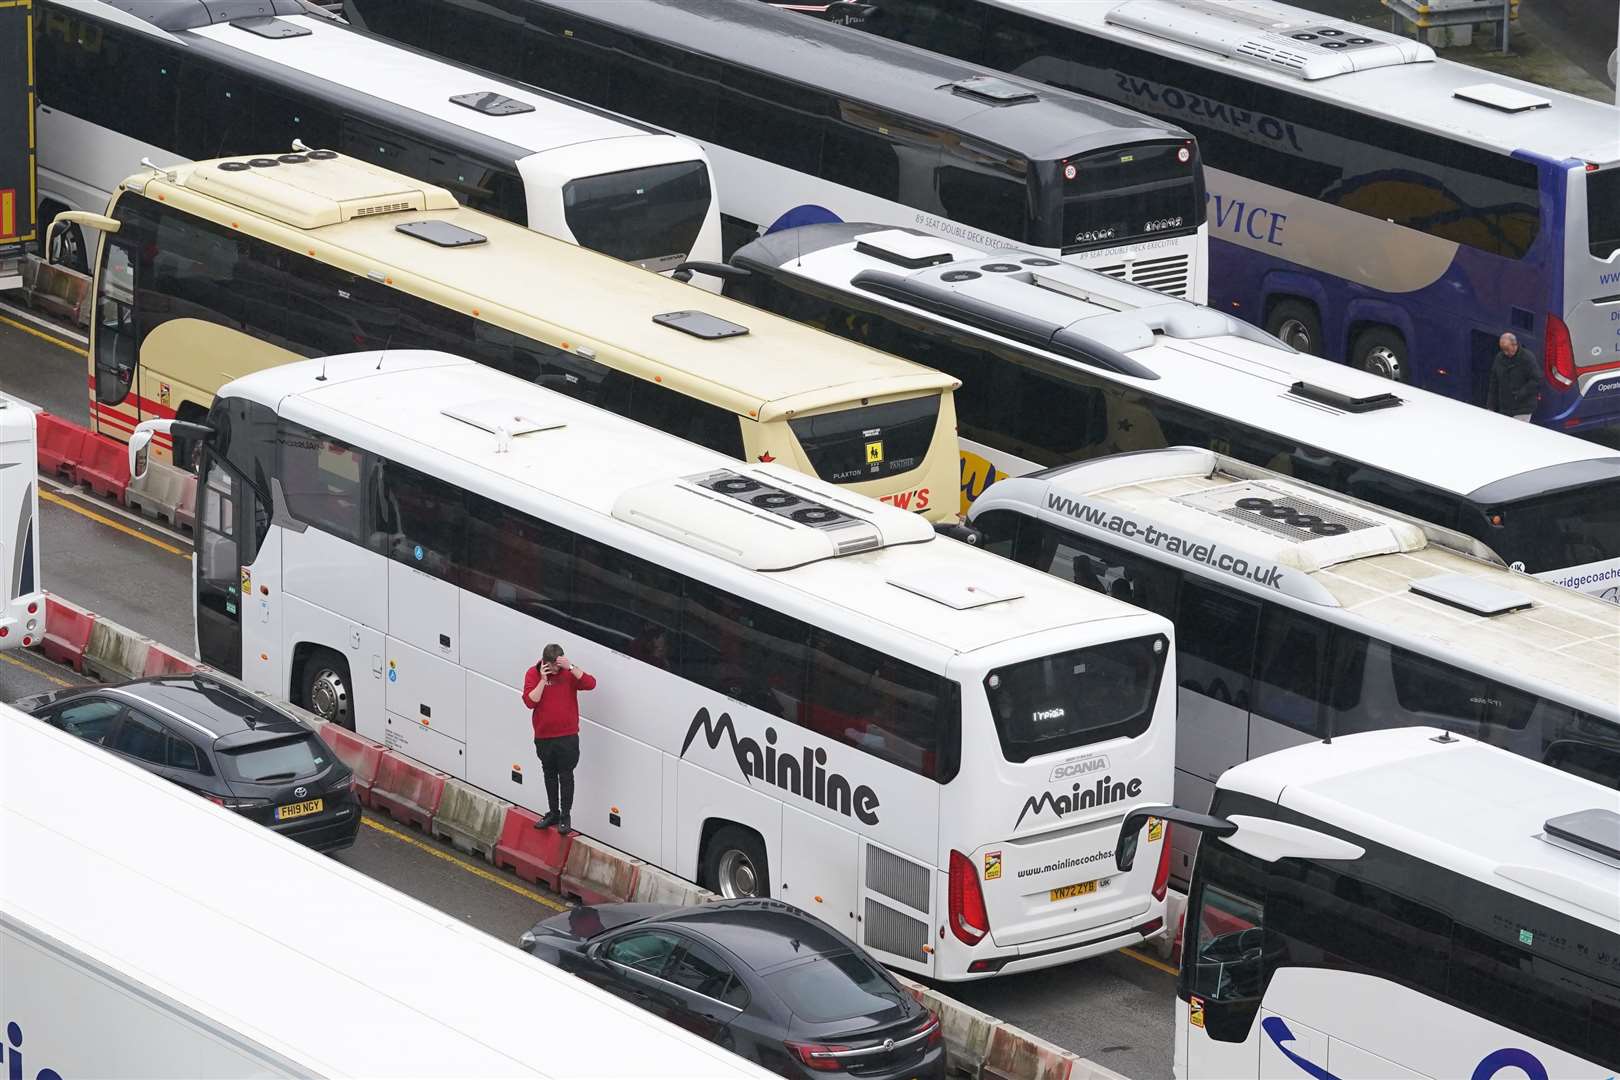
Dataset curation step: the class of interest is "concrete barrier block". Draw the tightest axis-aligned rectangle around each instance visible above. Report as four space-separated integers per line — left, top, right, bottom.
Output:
560 834 643 906
983 1024 1081 1080
629 863 708 907
494 806 574 892
125 460 193 531
433 778 507 861
913 981 1001 1075
40 595 95 672
369 754 447 831
82 619 150 683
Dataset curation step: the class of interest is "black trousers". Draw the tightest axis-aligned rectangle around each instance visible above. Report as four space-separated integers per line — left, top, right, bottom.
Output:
534 734 580 816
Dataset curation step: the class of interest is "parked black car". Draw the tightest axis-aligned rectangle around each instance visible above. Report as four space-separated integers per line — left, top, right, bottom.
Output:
15 676 360 852
520 898 944 1079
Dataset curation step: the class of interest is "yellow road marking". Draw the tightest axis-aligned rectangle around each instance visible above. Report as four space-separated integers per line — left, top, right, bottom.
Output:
361 815 567 912
1120 945 1179 977
40 488 189 557
0 312 86 356
1 650 76 688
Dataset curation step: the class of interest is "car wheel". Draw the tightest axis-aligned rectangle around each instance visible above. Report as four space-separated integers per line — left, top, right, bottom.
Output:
704 825 769 899
1265 299 1324 356
1352 326 1409 383
299 648 353 730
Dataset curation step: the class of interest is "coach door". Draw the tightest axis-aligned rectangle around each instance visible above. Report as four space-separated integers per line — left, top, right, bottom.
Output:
195 456 256 676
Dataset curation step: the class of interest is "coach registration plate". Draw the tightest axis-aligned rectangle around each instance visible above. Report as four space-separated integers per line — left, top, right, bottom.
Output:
275 798 324 821
1049 880 1098 902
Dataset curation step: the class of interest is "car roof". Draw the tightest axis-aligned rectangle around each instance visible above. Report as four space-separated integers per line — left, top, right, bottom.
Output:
665 901 860 974
104 677 304 742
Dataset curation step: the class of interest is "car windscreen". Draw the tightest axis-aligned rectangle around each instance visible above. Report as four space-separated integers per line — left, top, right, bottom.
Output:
1474 480 1620 575
1060 142 1202 253
217 735 330 784
788 395 939 484
985 635 1168 763
562 160 712 273
764 951 904 1023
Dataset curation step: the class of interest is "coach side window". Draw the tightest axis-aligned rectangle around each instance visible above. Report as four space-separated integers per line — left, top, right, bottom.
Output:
718 67 827 177
375 461 467 584
1250 607 1369 738
276 423 372 546
1176 581 1257 710
570 538 685 658
464 495 577 626
805 632 951 780
1538 702 1620 788
1388 648 1536 737
679 582 808 717
36 13 182 149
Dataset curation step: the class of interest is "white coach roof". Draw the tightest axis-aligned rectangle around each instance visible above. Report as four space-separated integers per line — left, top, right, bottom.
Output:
231 352 1158 657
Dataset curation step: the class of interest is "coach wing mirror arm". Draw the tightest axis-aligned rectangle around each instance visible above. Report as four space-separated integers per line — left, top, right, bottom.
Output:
1115 805 1234 873
672 261 752 284
45 211 120 266
1117 807 1367 873
128 419 215 481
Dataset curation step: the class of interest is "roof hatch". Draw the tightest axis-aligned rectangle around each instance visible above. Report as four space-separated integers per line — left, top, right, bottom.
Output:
441 400 564 438
1409 574 1533 616
1453 83 1551 113
1288 380 1402 413
180 152 459 230
1542 809 1620 868
854 229 955 269
886 568 1022 609
1105 0 1433 80
450 91 536 116
233 16 310 39
611 467 933 571
946 75 1039 104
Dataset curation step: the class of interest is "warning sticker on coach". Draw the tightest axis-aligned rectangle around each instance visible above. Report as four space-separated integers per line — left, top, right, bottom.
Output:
1189 996 1205 1028
984 850 1002 881
865 440 884 464
1148 817 1164 843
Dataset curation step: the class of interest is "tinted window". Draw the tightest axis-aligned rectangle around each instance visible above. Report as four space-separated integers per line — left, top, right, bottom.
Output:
217 735 329 784
377 460 466 582
149 204 253 335
1176 581 1257 709
562 161 712 270
36 13 180 148
1479 481 1620 574
937 159 1028 242
763 951 904 1023
718 67 826 176
984 636 1167 762
820 107 902 202
789 396 940 484
570 539 684 656
167 736 202 772
1589 168 1620 259
806 631 953 778
339 118 525 221
51 699 123 744
250 84 342 159
665 940 741 1004
1389 649 1535 732
1251 607 1368 736
604 930 680 974
110 711 170 765
1060 142 1201 251
278 423 369 544
680 582 807 717
177 58 258 159
628 377 745 459
1016 523 1180 620
464 496 576 624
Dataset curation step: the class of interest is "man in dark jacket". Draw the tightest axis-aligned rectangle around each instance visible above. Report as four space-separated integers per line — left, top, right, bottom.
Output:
1486 332 1539 420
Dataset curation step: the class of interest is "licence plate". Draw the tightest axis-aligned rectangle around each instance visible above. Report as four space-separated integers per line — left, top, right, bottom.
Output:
275 798 324 821
1049 880 1099 902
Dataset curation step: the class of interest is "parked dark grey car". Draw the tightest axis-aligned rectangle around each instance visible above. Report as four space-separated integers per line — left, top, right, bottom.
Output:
16 676 360 852
521 898 945 1079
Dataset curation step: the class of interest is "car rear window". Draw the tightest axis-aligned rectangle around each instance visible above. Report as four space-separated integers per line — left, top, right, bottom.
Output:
217 735 330 783
764 951 904 1023
788 395 940 485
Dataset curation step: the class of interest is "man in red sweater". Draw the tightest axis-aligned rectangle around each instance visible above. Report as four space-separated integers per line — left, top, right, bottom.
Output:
523 643 596 835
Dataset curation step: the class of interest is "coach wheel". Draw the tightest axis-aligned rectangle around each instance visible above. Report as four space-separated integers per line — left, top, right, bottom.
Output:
704 825 770 899
300 648 353 730
1352 326 1409 383
1265 299 1323 356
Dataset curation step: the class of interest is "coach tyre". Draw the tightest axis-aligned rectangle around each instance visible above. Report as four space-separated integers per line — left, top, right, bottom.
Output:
1352 326 1410 383
1265 298 1324 356
300 647 354 730
704 825 770 899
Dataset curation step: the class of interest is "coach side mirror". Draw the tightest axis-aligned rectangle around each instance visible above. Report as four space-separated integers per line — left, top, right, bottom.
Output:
1115 805 1234 873
672 261 752 285
129 419 215 480
45 210 120 267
